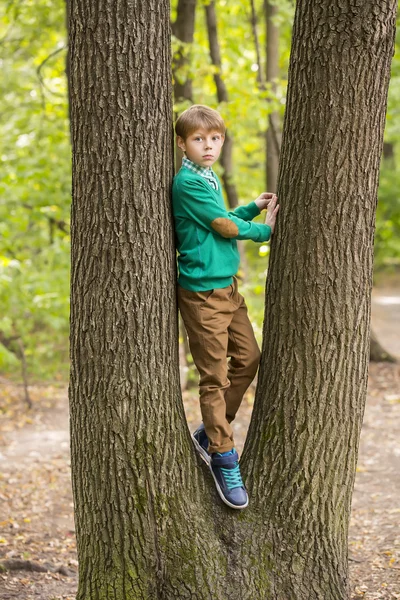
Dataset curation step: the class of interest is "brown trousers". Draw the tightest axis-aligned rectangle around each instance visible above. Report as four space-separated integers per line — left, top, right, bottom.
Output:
178 278 260 454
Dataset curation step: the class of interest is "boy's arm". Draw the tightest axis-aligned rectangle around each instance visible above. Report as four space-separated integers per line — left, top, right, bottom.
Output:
176 179 271 242
229 202 260 222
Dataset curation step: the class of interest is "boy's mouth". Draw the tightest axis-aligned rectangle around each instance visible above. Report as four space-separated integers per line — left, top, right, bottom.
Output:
203 155 214 160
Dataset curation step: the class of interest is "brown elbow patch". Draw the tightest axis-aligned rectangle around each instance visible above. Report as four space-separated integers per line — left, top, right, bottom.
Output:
211 218 239 238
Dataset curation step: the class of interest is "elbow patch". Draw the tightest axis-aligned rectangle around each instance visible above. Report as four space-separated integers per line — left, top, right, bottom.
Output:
211 218 239 238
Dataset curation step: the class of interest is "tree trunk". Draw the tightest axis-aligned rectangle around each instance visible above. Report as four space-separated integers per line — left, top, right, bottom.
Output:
250 0 265 89
172 0 196 104
68 1 226 598
242 1 397 597
265 0 280 192
68 0 397 598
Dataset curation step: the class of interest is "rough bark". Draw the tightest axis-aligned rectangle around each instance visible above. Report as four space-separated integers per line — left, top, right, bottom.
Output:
265 0 280 192
242 1 397 598
68 0 397 599
68 1 228 598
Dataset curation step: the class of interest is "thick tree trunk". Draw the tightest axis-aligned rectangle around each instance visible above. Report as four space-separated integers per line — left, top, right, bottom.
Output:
69 0 397 598
242 1 397 598
68 1 227 598
265 0 280 192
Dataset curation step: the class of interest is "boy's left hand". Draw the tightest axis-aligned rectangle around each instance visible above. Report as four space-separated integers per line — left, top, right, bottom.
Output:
255 192 277 211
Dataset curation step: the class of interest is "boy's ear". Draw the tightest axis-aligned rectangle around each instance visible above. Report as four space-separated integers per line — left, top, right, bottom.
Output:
176 136 186 153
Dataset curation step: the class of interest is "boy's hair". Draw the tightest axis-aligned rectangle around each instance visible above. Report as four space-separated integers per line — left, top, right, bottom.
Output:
175 105 226 140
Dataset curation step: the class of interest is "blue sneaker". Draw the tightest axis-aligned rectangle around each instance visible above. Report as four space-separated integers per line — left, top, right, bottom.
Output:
210 449 249 510
192 423 211 464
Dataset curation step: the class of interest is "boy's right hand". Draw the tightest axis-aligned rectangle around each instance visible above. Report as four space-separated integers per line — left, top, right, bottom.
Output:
265 195 279 233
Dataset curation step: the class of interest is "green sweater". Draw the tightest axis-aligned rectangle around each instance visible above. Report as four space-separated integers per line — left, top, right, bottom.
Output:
172 167 271 291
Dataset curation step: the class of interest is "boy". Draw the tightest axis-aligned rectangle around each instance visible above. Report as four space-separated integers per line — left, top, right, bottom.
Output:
172 105 279 510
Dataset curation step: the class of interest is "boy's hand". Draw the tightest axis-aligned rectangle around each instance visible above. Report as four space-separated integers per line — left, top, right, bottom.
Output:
265 195 279 233
255 192 276 211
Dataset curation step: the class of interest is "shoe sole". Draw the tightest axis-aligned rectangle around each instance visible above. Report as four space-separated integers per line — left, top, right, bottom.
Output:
208 464 249 510
191 432 211 465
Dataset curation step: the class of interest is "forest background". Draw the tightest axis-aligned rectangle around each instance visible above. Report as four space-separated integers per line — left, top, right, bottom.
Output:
0 0 400 384
0 2 400 599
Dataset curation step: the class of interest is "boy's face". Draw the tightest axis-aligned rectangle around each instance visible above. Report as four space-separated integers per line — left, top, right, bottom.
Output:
177 128 225 169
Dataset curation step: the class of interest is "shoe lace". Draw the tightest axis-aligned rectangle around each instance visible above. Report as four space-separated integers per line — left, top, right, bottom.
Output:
221 463 243 491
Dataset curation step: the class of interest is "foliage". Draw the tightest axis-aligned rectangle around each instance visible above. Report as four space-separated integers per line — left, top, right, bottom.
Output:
0 0 70 381
1 0 400 382
375 166 400 268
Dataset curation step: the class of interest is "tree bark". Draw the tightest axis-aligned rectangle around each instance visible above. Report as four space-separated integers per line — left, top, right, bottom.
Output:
68 0 397 598
265 0 280 192
68 2 227 598
242 1 397 597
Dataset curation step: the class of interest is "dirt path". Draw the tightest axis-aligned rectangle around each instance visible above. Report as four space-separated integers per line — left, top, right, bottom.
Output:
0 295 399 599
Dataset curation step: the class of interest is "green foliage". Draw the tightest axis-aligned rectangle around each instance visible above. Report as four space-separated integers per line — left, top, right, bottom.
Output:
1 0 400 384
373 17 400 273
375 165 400 268
0 0 70 381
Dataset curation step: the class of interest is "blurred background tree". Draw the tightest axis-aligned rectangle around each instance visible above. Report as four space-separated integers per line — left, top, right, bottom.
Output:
1 0 399 385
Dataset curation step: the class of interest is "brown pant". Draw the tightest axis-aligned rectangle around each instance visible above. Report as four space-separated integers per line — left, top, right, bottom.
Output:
178 278 260 454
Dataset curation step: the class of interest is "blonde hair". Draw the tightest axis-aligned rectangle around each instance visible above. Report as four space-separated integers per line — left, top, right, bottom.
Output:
175 105 226 140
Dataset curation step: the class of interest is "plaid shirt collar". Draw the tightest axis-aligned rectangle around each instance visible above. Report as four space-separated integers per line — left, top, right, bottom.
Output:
181 157 219 191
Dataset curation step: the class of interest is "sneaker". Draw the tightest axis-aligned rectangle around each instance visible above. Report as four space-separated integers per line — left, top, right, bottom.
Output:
192 423 211 464
210 449 249 510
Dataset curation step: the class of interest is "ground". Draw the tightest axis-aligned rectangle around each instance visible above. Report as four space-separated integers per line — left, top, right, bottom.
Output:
0 291 399 600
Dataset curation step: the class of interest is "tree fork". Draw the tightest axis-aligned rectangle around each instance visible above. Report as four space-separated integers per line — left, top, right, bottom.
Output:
68 0 397 598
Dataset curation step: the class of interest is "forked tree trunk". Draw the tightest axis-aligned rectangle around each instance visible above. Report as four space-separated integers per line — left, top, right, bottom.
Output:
68 1 397 599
